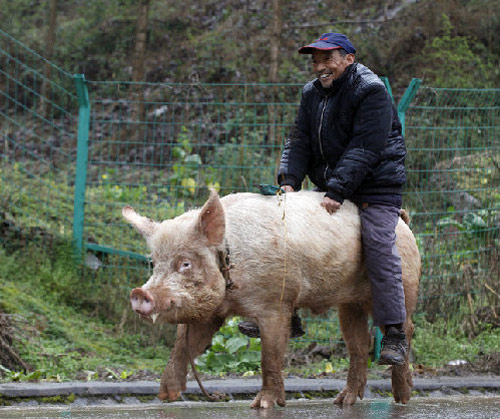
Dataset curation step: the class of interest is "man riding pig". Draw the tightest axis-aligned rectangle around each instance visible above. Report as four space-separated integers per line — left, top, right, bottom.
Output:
239 32 411 368
123 32 420 409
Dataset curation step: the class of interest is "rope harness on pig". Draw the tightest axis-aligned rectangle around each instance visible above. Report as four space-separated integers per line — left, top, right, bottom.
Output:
276 189 288 312
184 244 233 401
217 243 234 290
185 326 221 401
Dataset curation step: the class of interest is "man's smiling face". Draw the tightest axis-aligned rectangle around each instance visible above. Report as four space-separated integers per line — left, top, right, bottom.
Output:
312 49 355 88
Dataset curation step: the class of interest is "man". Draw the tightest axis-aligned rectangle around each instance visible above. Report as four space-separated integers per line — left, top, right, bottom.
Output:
239 33 408 366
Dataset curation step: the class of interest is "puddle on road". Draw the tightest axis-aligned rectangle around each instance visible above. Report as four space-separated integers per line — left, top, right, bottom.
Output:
0 396 499 419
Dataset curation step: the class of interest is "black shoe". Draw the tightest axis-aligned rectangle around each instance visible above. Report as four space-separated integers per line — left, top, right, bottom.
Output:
238 312 305 339
291 312 306 338
238 321 261 338
379 326 409 366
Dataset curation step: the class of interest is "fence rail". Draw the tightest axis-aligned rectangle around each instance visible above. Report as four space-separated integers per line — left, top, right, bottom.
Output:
1 29 499 348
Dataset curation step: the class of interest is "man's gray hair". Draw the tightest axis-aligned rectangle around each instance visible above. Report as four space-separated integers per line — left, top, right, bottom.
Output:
338 48 349 57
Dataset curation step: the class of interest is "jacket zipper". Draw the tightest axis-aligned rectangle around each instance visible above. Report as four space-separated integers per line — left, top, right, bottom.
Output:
318 96 329 182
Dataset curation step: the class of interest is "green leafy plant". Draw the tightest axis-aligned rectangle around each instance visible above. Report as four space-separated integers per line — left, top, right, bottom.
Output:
196 317 261 374
168 126 203 197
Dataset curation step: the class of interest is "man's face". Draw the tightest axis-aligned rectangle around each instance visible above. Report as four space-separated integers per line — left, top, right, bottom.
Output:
312 49 355 88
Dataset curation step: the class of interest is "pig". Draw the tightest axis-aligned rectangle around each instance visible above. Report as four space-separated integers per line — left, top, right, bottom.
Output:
123 189 420 409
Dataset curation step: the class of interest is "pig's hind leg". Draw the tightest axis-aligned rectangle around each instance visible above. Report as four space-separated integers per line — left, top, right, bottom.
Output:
250 310 292 409
159 317 225 401
391 318 414 403
334 303 370 407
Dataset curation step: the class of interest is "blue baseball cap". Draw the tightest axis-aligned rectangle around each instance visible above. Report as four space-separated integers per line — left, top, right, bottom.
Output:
298 33 356 54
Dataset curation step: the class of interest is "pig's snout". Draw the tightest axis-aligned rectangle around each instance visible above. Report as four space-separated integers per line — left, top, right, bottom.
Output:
130 288 155 316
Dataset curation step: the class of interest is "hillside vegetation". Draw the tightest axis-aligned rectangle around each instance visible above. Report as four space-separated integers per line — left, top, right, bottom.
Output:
1 0 499 92
1 0 499 384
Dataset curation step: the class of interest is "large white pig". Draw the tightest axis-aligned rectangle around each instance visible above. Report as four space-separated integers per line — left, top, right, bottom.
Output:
123 189 420 409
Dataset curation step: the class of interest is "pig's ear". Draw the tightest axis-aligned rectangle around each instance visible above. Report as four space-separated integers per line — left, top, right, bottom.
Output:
197 189 225 246
122 206 158 239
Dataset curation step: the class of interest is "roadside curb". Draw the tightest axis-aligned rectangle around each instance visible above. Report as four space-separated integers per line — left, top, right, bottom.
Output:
1 376 499 401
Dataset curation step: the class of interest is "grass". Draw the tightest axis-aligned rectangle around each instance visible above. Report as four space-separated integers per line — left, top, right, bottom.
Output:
0 162 498 382
0 239 499 383
412 313 500 368
0 242 169 382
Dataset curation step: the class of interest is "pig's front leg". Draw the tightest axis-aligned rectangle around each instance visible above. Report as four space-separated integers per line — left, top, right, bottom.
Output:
251 311 291 409
159 317 224 401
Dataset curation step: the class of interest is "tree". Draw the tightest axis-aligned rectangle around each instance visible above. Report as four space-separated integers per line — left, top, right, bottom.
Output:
267 0 282 147
40 0 58 118
132 0 150 85
131 0 151 139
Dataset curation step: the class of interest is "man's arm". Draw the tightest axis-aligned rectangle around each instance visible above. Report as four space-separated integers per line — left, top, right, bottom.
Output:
325 84 393 203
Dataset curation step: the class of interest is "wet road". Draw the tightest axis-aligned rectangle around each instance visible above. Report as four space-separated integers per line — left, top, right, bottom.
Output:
0 396 499 418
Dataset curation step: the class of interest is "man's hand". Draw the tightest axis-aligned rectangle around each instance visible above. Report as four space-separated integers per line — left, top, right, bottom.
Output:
281 185 295 193
321 196 341 214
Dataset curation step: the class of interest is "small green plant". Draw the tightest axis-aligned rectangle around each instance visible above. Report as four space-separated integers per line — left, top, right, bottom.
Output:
196 317 261 374
168 126 203 197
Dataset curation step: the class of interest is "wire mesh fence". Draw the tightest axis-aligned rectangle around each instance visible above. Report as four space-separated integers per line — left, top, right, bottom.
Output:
1 28 499 348
84 81 302 253
404 87 499 323
0 28 77 236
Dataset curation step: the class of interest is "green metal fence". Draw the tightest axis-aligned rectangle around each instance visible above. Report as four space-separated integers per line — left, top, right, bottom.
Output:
1 29 499 349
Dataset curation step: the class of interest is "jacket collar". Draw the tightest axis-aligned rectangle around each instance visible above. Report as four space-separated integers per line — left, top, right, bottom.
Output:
313 63 356 96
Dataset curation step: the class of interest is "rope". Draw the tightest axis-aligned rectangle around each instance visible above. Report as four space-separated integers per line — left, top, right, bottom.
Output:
276 189 288 313
185 324 224 402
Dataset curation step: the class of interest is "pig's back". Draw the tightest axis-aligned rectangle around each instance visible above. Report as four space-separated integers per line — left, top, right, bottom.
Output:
221 190 361 250
220 191 368 307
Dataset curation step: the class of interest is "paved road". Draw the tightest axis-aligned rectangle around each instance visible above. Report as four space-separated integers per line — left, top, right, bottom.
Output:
1 376 499 406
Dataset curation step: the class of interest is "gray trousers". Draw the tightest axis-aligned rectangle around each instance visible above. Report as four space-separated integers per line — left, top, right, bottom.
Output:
359 203 407 326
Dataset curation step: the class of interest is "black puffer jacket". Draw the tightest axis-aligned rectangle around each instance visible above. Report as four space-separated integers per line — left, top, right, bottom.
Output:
278 63 406 206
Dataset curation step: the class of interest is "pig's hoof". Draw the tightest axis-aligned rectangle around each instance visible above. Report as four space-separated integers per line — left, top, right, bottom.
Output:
393 387 411 404
250 391 286 409
392 365 412 404
158 390 180 401
334 389 358 407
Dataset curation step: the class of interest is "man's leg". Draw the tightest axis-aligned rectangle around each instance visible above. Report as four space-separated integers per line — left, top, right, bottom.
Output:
238 310 305 339
359 203 408 365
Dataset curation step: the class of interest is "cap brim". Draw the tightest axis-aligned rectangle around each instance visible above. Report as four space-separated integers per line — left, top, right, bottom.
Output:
298 42 341 54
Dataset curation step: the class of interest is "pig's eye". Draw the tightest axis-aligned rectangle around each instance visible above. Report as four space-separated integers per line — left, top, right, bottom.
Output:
179 261 192 273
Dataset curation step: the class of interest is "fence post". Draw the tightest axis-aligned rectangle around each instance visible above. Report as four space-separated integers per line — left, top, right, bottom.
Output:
72 74 90 256
381 77 422 135
397 78 422 134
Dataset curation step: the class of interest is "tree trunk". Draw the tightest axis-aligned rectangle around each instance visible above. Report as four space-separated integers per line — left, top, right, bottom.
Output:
132 0 151 126
268 0 282 147
40 0 58 118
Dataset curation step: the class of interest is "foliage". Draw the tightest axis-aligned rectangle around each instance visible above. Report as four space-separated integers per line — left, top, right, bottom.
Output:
1 0 499 381
1 0 499 90
167 126 220 197
418 14 500 87
196 317 261 375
